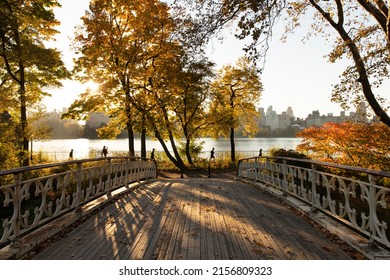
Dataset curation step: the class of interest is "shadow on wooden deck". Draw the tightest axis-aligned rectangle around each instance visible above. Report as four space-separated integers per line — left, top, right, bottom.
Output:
26 172 366 260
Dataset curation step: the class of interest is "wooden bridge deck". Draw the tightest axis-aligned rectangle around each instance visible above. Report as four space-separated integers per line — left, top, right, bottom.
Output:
32 176 354 260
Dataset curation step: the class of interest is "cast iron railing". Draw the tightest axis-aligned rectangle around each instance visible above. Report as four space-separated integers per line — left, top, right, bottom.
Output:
0 157 157 247
238 156 390 249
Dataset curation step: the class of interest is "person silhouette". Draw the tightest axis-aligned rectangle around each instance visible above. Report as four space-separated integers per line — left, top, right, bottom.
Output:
69 149 73 159
210 148 215 161
258 149 262 157
102 146 108 157
151 148 155 160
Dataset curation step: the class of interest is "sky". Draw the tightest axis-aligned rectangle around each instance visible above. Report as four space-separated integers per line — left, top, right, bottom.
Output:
43 0 388 119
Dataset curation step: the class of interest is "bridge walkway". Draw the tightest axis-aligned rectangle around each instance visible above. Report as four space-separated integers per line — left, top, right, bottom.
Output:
31 174 359 260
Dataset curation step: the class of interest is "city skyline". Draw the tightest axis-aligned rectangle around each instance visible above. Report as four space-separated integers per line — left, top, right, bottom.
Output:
43 0 389 120
48 102 365 127
37 103 368 141
47 103 351 121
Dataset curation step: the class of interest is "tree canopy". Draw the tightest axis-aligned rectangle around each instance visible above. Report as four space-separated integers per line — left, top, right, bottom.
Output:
173 0 390 128
0 0 70 165
287 0 390 126
209 56 262 161
66 0 177 157
64 0 218 169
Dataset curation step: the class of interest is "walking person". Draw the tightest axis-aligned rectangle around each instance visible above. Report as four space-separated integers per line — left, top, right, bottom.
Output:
101 146 108 157
151 148 155 160
210 148 215 161
69 149 73 159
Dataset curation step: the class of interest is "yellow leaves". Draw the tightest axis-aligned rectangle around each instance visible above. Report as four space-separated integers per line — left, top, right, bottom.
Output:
97 118 124 139
209 56 262 137
62 89 106 121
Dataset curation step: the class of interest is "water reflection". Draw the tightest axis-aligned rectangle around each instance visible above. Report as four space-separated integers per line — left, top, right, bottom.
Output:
32 138 302 160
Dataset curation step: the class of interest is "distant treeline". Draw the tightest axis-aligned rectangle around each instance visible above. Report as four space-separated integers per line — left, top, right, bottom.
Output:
34 111 302 140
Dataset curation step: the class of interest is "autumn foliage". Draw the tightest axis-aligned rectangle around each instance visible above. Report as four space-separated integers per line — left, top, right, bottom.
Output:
296 122 390 171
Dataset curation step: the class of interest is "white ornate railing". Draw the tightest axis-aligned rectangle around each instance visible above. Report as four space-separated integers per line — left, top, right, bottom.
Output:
0 157 157 247
238 156 390 249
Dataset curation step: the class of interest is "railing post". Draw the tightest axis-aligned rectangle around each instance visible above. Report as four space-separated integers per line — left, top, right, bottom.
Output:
282 159 288 195
75 162 83 211
310 163 318 211
154 159 158 179
138 158 142 180
11 172 22 247
124 157 129 188
106 158 112 199
264 157 270 184
237 159 242 177
368 175 377 246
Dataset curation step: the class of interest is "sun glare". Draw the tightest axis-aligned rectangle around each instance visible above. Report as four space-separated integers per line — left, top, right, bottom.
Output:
85 80 100 93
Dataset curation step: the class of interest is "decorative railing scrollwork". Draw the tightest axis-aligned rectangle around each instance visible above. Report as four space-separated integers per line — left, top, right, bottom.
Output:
238 156 390 249
0 157 157 247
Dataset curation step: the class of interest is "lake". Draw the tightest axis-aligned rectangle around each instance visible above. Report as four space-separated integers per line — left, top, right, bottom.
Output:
32 137 302 160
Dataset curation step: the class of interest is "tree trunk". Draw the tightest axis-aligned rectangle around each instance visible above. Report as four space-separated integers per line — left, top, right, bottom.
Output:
154 130 184 170
167 129 187 169
125 91 135 157
310 0 390 128
183 124 193 164
230 87 236 162
185 137 194 165
19 66 29 166
230 127 235 162
141 115 146 158
125 102 135 157
127 123 135 157
345 38 390 127
11 22 29 166
161 105 187 169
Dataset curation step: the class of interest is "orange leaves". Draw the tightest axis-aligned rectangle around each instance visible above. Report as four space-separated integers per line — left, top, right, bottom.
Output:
297 122 390 171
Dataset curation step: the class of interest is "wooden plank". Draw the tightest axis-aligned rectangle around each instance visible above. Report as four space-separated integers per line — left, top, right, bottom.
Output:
149 182 188 259
81 183 163 259
162 182 192 259
199 181 216 260
206 180 236 259
224 182 291 259
219 179 259 259
179 184 196 258
224 182 286 259
114 182 166 259
243 188 316 259
211 179 258 259
186 180 202 259
233 183 303 259
122 182 172 259
32 177 354 260
233 181 349 259
74 185 157 259
152 188 176 259
204 181 230 259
